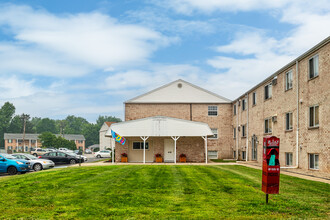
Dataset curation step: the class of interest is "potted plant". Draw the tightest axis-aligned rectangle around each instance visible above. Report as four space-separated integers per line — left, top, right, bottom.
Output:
155 153 162 163
121 153 128 162
180 153 186 163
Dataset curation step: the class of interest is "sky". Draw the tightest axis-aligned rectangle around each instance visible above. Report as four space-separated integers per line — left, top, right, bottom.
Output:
0 0 329 122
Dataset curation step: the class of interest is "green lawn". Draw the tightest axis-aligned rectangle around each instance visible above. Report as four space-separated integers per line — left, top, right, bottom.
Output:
0 165 329 219
210 159 237 163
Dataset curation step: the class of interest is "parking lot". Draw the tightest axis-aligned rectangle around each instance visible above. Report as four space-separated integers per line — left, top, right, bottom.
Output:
0 153 108 178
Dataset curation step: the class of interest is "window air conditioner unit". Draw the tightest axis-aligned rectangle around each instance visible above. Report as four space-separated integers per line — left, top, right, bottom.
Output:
238 125 241 131
272 116 277 122
272 77 277 85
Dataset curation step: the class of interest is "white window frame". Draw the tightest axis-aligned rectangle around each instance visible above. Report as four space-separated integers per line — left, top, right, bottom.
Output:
285 112 293 131
309 154 319 170
264 118 272 134
285 70 293 91
132 142 149 150
209 129 218 139
264 83 272 100
208 151 218 159
285 152 293 166
309 105 319 128
241 125 246 137
242 98 246 111
309 54 319 79
8 139 12 143
252 92 257 106
208 106 218 116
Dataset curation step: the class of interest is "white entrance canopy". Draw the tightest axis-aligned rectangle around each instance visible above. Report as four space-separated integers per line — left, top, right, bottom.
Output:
105 116 213 164
105 116 213 137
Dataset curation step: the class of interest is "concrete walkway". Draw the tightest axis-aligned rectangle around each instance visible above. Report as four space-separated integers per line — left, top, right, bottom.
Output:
73 161 330 184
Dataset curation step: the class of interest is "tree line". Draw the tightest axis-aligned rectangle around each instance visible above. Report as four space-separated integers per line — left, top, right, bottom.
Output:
0 102 121 149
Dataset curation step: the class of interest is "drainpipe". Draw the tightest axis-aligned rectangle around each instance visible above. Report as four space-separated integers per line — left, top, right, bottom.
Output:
236 101 239 160
281 60 299 169
246 93 249 161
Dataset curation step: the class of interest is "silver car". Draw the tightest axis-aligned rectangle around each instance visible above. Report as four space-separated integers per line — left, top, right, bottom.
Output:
12 154 55 171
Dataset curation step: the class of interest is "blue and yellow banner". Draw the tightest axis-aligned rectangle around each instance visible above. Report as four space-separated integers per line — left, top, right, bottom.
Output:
111 130 126 145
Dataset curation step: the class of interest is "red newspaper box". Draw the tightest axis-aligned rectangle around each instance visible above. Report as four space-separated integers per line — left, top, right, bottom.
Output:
262 136 280 200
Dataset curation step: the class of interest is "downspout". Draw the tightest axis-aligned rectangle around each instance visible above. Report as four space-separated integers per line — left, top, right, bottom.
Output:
236 101 239 160
246 93 249 161
281 60 299 169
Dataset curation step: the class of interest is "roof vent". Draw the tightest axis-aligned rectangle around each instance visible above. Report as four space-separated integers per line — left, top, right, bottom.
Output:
177 83 182 88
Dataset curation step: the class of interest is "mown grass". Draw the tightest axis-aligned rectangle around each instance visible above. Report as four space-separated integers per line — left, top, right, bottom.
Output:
0 165 329 219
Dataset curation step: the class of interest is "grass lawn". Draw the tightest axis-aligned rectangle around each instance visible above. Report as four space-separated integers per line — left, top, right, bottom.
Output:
0 165 329 219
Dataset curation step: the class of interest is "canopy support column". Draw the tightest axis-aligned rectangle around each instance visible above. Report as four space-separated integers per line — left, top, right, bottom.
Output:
111 138 115 164
202 136 208 164
141 136 149 164
171 136 180 164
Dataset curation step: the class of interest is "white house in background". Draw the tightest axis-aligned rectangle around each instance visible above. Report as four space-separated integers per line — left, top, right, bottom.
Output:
99 122 116 151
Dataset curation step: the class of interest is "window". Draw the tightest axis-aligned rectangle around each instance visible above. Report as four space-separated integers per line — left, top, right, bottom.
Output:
209 129 218 139
208 151 218 159
31 140 36 144
58 152 66 157
285 153 293 166
264 83 272 100
133 142 149 150
8 146 12 150
285 112 293 130
309 105 319 128
309 55 319 79
252 92 256 105
233 127 236 139
242 151 246 160
233 150 236 158
208 106 218 116
242 99 246 111
8 139 12 143
264 118 272 133
241 125 246 137
233 104 237 115
78 140 84 144
285 70 293 90
309 154 319 170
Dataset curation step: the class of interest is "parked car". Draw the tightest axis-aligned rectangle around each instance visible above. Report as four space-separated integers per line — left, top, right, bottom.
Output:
45 148 56 152
0 153 31 175
69 153 87 162
94 150 111 158
85 149 92 154
12 153 55 171
59 148 74 154
30 148 49 157
40 151 84 164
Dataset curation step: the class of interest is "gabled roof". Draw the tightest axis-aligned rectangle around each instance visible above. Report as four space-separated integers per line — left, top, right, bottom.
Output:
105 122 116 127
105 116 213 137
125 79 231 104
4 133 85 141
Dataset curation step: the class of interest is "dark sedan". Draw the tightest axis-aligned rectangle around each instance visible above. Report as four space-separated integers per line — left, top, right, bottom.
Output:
40 151 84 164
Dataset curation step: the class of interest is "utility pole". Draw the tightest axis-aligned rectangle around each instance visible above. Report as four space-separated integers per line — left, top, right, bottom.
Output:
21 114 30 152
59 120 66 137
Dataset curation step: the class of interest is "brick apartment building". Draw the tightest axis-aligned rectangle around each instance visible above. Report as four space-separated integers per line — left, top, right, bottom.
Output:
107 37 329 173
4 133 86 153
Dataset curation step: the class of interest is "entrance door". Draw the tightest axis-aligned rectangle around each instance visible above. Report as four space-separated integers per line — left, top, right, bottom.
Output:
164 139 174 162
251 135 257 161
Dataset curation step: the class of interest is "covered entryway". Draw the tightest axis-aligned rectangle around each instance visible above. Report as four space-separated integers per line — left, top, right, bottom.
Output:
105 116 213 163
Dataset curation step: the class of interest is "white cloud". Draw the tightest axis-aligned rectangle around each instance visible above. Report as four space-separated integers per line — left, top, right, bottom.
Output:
0 4 171 77
0 76 37 99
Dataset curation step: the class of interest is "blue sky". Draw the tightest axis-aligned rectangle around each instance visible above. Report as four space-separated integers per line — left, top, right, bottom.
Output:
0 0 329 122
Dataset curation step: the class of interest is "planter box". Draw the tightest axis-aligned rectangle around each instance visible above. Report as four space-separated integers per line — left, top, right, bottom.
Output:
121 157 128 162
156 157 163 163
180 157 186 163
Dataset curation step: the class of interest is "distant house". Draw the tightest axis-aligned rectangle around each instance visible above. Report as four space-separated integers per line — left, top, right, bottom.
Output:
99 122 116 151
4 133 85 153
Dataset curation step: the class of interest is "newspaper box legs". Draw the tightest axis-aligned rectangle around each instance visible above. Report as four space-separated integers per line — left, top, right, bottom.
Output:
262 136 280 203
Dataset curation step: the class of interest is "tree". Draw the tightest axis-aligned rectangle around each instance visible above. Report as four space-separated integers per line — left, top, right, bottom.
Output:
36 118 56 133
82 123 99 147
38 132 56 148
96 115 122 127
54 137 76 150
0 102 15 148
64 115 89 134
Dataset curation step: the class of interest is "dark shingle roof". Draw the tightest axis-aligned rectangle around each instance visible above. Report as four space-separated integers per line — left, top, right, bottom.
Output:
4 133 85 141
